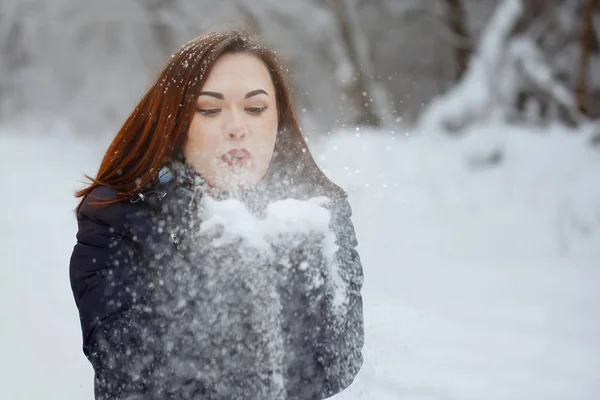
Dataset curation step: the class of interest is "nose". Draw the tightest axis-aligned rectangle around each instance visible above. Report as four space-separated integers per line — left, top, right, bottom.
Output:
226 111 247 140
228 131 245 140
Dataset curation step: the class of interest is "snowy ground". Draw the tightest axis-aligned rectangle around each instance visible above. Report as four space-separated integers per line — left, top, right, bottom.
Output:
1 119 599 399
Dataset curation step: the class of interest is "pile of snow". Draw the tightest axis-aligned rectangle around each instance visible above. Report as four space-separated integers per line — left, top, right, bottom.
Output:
314 122 600 399
1 116 599 399
199 196 333 250
314 121 600 262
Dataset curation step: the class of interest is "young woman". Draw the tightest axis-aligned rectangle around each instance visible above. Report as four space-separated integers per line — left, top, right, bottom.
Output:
69 30 364 400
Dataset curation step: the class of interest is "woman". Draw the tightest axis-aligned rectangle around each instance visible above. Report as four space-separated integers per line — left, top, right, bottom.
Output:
70 30 364 400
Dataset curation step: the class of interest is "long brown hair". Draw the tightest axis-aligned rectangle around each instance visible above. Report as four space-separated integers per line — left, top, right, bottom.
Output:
76 30 344 212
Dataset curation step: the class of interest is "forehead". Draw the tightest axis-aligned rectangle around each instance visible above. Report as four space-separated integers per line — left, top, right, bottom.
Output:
201 53 274 92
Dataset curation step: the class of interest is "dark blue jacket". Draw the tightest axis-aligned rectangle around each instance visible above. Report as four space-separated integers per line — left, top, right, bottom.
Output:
69 176 364 400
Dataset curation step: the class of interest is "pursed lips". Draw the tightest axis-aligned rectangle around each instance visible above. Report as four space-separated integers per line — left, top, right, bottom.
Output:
221 148 251 167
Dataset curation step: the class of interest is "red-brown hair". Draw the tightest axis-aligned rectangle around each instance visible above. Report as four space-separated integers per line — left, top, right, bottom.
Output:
75 30 344 212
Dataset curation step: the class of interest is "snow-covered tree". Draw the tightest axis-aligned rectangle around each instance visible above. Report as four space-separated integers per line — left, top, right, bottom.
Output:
418 0 599 136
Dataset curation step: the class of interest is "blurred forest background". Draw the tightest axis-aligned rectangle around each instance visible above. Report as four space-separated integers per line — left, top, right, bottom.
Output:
1 0 599 140
2 2 600 398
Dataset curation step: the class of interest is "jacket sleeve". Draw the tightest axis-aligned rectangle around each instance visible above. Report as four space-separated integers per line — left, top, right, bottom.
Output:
318 197 364 396
280 196 364 399
69 187 158 399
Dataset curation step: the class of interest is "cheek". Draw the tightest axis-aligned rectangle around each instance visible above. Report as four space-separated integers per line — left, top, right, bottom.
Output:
255 129 278 170
186 122 219 155
260 111 278 141
254 116 277 149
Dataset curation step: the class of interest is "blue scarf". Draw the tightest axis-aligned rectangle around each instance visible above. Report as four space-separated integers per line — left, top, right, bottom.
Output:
156 157 231 203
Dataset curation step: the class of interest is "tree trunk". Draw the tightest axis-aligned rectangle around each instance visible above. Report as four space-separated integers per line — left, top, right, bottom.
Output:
443 0 471 81
329 0 381 126
142 0 177 56
575 0 597 115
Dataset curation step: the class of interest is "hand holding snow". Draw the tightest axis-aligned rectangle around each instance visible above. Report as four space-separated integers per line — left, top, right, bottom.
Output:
198 195 336 253
196 194 346 308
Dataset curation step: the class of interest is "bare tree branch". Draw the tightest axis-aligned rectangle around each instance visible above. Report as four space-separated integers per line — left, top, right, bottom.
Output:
575 0 598 114
328 0 382 126
442 0 471 81
139 0 177 55
396 7 474 50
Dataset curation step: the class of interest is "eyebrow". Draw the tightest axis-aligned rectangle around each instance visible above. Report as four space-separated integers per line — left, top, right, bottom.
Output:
245 89 269 99
197 89 269 100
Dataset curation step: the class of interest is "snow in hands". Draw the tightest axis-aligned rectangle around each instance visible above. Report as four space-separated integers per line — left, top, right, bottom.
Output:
197 195 348 310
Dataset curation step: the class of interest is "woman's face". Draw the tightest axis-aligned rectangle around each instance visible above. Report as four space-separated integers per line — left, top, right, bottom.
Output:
184 52 279 191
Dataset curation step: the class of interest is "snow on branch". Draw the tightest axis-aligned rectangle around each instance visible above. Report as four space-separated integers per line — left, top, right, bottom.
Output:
417 0 587 136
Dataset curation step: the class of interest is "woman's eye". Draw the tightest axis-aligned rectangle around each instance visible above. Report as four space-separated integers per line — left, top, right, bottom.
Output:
197 108 220 116
246 106 267 114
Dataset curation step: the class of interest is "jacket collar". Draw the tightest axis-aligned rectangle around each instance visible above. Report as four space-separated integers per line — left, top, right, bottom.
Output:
132 156 320 218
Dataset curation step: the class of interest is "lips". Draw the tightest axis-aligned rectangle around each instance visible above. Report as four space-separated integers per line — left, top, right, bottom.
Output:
221 148 251 167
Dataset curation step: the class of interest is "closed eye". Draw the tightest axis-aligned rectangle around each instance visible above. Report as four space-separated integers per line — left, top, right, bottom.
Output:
197 108 220 116
246 106 267 114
